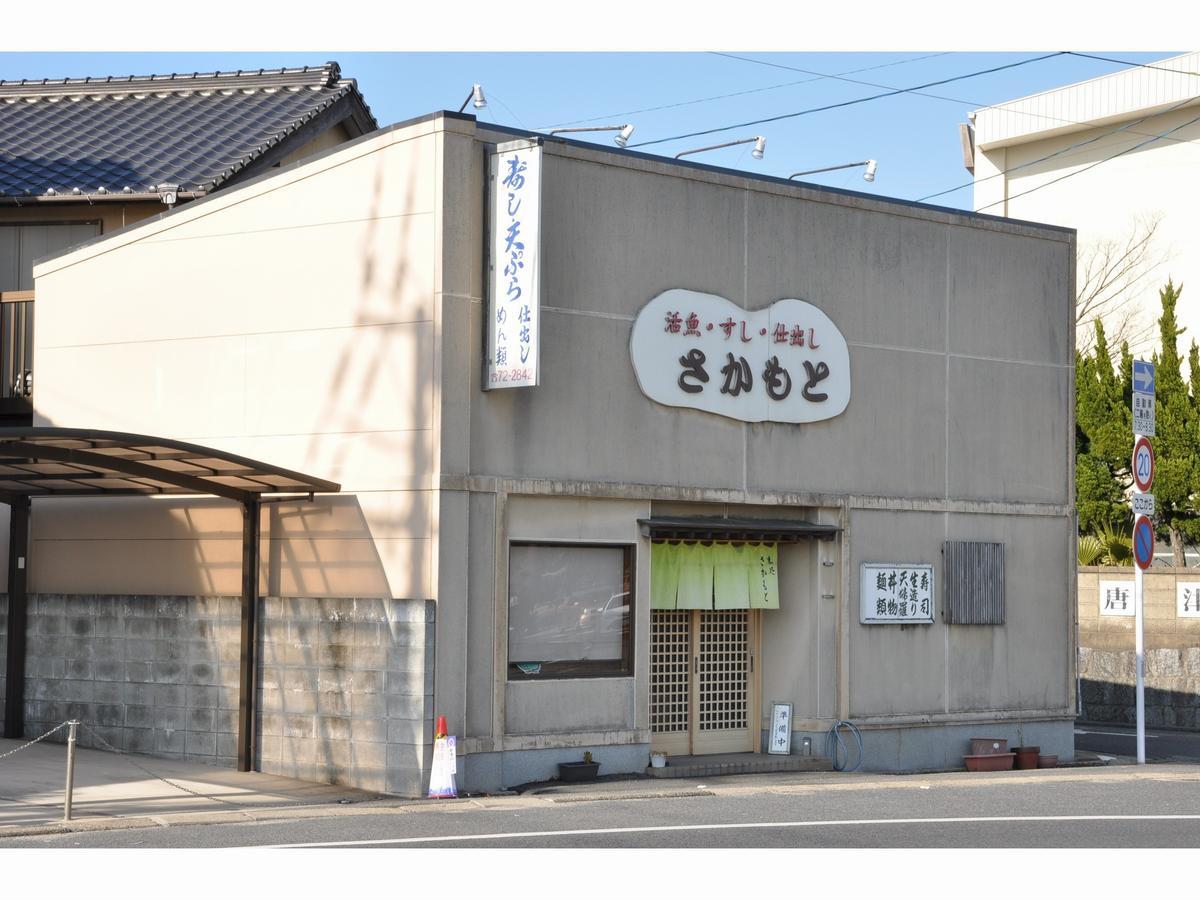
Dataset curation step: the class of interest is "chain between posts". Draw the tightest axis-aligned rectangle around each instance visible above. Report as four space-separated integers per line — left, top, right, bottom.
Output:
0 721 68 762
78 722 245 809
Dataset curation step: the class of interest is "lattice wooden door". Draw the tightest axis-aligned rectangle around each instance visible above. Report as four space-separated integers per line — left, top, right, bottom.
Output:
650 610 692 756
650 609 758 756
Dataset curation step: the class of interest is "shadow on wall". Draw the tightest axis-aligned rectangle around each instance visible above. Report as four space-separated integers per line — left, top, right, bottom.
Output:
24 493 394 600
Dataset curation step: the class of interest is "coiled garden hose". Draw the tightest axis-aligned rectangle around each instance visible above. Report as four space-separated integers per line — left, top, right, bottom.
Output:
826 720 864 772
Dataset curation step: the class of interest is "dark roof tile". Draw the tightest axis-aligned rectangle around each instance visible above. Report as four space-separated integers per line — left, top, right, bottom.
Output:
0 62 377 198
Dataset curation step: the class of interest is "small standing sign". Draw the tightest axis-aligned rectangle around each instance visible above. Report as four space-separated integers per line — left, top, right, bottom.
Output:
768 702 793 755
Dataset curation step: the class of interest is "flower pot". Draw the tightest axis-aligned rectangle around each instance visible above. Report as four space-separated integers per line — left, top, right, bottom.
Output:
963 752 1015 772
558 761 600 782
650 753 668 769
1013 746 1041 770
969 738 1008 756
1038 754 1058 769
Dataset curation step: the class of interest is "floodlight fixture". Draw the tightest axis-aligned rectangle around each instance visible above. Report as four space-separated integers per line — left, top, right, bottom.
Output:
546 124 636 148
674 135 767 161
458 84 487 113
788 159 879 183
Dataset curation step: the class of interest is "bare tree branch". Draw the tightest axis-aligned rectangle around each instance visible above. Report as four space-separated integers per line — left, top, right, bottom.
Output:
1076 213 1171 354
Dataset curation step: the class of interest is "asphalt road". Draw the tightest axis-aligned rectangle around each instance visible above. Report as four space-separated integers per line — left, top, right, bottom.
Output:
1075 723 1200 759
5 763 1200 849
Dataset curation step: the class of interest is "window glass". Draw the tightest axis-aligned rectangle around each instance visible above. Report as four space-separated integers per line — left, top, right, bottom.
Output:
508 543 632 679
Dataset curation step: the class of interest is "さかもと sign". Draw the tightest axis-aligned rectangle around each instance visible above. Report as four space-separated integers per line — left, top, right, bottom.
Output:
629 289 850 424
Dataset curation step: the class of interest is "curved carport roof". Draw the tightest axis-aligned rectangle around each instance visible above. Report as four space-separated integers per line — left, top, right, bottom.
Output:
0 427 341 771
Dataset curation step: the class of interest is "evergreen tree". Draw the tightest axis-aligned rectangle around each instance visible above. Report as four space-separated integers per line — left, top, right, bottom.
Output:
1075 319 1131 535
1151 281 1200 565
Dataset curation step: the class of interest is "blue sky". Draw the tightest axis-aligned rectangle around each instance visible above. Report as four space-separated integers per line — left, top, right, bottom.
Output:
0 50 1178 209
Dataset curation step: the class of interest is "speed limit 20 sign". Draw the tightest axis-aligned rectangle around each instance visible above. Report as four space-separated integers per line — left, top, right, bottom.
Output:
1132 435 1155 493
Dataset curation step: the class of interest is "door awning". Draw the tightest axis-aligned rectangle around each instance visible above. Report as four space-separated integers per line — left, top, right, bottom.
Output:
638 515 840 543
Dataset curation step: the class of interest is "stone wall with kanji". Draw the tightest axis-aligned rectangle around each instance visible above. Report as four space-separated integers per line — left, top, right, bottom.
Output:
1078 567 1200 728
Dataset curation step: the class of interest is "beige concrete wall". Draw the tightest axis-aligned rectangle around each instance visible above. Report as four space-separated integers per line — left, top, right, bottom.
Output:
975 102 1200 354
30 117 448 600
1078 567 1200 727
464 144 1074 506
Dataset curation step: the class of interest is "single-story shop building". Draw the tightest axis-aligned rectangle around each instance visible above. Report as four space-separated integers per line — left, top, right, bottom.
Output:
0 111 1077 796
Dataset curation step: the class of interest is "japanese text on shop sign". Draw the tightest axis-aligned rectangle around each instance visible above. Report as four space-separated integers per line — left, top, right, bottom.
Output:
860 563 934 624
486 142 541 389
630 289 851 424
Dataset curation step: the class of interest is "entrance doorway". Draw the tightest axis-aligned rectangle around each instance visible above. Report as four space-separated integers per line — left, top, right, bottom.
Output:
649 609 761 755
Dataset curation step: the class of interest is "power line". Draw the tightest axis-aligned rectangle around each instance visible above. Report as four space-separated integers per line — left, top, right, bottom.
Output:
536 52 951 130
626 52 1067 150
975 105 1200 213
917 93 1200 203
716 50 1198 149
1064 51 1200 78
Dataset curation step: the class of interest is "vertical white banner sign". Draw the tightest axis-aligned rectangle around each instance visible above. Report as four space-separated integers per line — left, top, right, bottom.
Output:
485 139 542 389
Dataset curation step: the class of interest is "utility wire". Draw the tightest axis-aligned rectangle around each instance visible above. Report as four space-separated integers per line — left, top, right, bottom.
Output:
975 105 1200 213
626 52 1067 149
715 50 1198 148
536 51 951 130
1064 51 1200 78
917 92 1200 203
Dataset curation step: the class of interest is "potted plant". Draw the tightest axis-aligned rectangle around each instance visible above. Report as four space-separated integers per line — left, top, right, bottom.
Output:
650 751 668 769
558 751 600 783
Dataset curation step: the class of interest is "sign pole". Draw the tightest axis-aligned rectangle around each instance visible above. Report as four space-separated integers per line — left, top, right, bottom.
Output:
1130 358 1155 766
1134 560 1145 764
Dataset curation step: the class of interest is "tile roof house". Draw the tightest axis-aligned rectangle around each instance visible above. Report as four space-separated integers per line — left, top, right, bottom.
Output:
0 61 378 422
0 61 377 202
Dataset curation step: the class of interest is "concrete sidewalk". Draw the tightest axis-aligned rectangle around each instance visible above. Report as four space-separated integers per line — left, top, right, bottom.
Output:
0 740 1129 840
0 735 379 834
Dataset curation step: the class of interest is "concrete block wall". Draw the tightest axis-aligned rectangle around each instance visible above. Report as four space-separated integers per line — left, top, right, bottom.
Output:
19 594 242 761
256 597 434 796
1078 567 1200 727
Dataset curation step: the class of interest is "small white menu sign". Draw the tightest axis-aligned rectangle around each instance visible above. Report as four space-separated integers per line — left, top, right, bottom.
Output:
860 563 934 624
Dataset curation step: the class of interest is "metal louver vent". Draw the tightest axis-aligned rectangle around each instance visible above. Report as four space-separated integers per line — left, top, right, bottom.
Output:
944 541 1005 625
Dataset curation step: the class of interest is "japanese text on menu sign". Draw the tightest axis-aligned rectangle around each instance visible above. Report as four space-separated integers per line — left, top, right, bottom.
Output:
486 141 541 389
860 563 935 624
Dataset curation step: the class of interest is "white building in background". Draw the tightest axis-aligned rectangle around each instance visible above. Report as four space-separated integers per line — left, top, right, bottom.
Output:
968 51 1200 352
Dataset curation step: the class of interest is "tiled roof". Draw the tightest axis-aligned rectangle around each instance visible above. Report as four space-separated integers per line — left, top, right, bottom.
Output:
0 62 377 199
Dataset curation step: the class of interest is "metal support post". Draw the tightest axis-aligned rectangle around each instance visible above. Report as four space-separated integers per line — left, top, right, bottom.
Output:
3 496 30 739
63 719 78 822
1135 564 1146 764
236 498 261 772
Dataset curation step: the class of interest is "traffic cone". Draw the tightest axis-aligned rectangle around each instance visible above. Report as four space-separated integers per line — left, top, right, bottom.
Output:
428 715 457 799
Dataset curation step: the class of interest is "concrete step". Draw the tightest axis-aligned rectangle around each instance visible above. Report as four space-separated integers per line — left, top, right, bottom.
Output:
645 752 834 778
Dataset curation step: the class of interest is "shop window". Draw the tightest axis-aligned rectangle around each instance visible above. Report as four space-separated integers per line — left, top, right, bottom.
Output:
508 543 633 680
944 540 1005 625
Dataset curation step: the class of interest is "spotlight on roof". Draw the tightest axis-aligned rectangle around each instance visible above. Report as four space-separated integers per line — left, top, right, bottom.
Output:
788 159 879 183
458 83 487 113
675 134 768 162
545 124 636 148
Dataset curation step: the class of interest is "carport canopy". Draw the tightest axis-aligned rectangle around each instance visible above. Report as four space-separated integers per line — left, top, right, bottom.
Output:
0 427 341 772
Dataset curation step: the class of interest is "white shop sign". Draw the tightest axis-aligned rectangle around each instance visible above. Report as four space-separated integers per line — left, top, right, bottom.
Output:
860 563 934 624
629 289 851 424
1099 579 1135 617
1177 582 1200 618
485 140 542 389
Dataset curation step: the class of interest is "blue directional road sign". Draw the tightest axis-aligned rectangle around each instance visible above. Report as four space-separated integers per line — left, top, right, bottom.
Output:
1134 359 1156 394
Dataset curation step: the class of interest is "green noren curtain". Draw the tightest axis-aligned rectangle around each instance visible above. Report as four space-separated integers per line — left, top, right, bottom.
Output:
651 541 781 611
